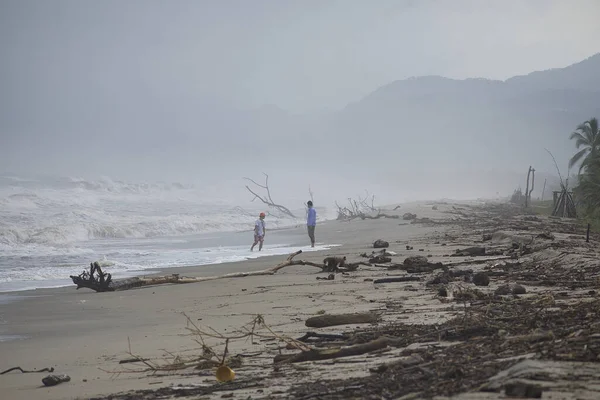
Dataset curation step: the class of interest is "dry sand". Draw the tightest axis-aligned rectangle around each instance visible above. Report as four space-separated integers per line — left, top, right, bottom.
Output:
2 200 600 400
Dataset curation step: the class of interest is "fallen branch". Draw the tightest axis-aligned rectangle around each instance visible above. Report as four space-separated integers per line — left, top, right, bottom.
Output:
296 332 348 342
274 336 390 364
72 251 352 292
360 213 400 220
373 277 421 284
1 366 55 375
305 312 379 328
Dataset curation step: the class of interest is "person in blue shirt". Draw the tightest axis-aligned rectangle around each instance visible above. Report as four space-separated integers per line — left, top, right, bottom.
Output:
306 201 317 247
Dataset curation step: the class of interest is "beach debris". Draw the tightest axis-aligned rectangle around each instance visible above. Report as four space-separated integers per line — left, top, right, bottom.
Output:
512 284 527 295
437 286 448 297
369 255 392 264
403 255 429 267
393 205 402 210
472 272 490 287
537 231 555 240
71 250 366 292
323 256 346 272
70 261 114 292
402 213 417 220
274 336 391 364
495 284 527 296
42 374 71 387
373 239 389 248
296 332 348 343
432 205 438 210
305 312 379 328
406 245 414 250
118 357 149 365
215 365 235 383
504 381 543 398
0 366 54 375
454 287 487 301
452 246 486 257
335 190 379 221
316 274 335 281
373 276 421 284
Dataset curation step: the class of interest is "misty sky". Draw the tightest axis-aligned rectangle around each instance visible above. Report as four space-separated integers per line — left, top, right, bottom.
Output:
1 0 599 113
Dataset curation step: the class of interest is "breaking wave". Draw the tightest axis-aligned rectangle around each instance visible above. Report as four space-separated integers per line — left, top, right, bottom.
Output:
0 175 330 253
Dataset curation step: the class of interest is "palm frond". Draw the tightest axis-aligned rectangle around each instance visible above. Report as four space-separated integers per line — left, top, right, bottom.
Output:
588 118 599 136
569 132 589 148
569 148 589 170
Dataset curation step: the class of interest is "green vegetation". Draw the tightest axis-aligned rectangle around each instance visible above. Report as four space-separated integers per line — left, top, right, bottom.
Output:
569 118 600 224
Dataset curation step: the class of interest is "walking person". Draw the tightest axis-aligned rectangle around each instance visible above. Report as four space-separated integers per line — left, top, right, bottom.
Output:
307 201 316 247
251 212 266 251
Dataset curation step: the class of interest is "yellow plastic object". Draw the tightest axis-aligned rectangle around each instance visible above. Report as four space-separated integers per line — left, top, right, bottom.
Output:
215 365 235 382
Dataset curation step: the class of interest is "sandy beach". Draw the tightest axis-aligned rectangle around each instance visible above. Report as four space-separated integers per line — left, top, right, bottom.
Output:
1 201 600 400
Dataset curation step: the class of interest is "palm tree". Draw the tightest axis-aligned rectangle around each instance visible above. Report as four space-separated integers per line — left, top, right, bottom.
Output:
569 118 600 174
574 152 600 215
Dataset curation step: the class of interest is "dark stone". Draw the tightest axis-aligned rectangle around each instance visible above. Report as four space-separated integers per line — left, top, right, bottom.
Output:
42 374 71 387
402 213 417 221
504 381 542 398
472 272 490 287
512 284 527 295
437 286 448 297
494 284 512 296
373 239 390 249
403 255 429 267
453 247 486 257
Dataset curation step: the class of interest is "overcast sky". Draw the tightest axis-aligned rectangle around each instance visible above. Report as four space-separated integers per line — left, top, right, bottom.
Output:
1 0 599 113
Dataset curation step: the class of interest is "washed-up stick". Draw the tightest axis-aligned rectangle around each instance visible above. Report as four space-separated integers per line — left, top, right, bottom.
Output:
1 366 54 375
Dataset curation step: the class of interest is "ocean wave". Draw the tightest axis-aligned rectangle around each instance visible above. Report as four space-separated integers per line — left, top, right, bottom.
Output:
0 175 335 251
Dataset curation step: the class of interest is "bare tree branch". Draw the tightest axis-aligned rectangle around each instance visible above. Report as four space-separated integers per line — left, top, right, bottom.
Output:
243 173 296 218
545 148 566 189
335 192 390 220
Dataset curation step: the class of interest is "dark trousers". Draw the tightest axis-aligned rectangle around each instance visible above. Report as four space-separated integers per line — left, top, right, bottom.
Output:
307 225 316 244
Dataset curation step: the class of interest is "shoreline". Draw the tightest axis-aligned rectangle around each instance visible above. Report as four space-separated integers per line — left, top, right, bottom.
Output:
0 200 448 295
0 219 339 296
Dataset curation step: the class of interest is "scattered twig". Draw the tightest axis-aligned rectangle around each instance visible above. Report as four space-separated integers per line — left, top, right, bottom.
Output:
1 366 55 375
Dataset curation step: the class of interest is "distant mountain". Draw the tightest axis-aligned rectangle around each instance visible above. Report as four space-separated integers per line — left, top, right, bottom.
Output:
325 53 600 172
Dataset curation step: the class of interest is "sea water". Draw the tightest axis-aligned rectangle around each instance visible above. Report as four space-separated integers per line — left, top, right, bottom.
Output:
0 175 337 293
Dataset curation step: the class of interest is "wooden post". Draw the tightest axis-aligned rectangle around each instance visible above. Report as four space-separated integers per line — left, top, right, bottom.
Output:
541 178 547 201
587 223 590 243
525 167 531 207
528 168 535 204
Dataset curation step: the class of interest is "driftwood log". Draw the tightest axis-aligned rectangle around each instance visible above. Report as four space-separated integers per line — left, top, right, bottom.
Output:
274 336 392 364
71 251 362 292
305 312 379 328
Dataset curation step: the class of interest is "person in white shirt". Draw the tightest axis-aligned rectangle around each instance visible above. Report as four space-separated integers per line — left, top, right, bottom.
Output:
251 212 266 251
